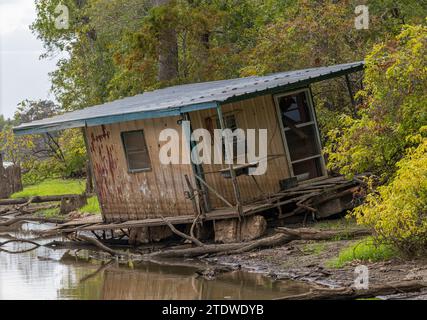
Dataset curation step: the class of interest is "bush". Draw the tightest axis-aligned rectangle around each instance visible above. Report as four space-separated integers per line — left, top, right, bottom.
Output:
325 24 427 180
354 132 427 254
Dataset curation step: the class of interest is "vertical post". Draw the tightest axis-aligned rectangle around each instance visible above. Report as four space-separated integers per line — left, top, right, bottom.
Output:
216 103 243 219
182 113 210 213
345 74 356 116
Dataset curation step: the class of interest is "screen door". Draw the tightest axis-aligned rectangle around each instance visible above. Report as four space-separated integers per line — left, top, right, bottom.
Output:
275 89 326 181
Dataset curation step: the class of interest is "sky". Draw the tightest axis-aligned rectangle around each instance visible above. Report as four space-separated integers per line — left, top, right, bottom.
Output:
0 0 59 119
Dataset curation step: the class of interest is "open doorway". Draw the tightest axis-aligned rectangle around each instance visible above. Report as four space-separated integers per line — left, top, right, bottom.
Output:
274 89 326 181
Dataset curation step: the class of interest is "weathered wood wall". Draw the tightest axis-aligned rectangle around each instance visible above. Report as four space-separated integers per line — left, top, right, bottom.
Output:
86 93 291 222
0 160 23 199
189 94 290 208
86 117 195 223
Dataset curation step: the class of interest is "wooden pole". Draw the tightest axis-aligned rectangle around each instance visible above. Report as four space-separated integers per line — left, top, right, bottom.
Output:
345 74 356 115
182 113 211 213
216 103 243 218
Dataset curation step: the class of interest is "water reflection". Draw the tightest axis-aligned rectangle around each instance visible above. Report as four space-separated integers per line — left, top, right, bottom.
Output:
0 223 310 300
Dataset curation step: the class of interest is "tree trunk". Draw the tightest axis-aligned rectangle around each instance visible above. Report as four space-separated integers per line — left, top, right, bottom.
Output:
155 0 179 82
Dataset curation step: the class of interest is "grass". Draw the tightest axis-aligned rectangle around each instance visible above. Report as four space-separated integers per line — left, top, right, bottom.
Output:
11 178 101 216
12 178 86 198
315 216 357 230
327 237 397 268
302 242 327 255
80 197 101 214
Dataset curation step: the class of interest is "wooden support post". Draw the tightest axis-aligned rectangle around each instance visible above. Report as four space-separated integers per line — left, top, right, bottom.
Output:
184 174 201 216
194 174 234 208
216 103 243 219
182 113 211 213
345 74 356 115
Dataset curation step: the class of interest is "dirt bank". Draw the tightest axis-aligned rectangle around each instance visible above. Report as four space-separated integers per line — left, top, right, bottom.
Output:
207 219 427 299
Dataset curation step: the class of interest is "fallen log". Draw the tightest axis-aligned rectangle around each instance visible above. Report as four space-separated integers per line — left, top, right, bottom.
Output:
0 194 81 206
275 227 372 240
0 216 66 227
276 281 427 300
75 234 125 257
146 226 372 259
146 233 290 259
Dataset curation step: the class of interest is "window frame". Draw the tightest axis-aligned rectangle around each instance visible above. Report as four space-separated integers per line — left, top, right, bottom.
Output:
274 88 327 181
121 129 152 173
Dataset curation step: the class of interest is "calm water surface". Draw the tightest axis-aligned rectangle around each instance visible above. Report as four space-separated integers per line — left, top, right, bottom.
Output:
0 222 310 300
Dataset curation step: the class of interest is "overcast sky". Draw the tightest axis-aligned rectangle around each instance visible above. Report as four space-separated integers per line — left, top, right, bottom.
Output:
0 0 59 119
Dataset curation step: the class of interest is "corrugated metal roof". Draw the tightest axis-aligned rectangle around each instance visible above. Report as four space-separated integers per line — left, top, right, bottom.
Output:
14 61 364 135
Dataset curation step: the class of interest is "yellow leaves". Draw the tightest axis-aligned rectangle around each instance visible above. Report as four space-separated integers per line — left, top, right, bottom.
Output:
354 137 427 254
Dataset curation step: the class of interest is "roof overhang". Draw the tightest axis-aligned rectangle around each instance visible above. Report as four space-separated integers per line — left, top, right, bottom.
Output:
14 61 364 136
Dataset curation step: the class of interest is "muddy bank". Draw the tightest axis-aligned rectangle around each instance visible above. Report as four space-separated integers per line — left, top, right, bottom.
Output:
208 236 427 299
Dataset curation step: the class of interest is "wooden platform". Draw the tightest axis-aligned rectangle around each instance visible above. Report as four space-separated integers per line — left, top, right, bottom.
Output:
42 175 362 235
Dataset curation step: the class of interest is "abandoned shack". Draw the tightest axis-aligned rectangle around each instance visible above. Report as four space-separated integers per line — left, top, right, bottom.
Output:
13 61 364 243
0 153 23 199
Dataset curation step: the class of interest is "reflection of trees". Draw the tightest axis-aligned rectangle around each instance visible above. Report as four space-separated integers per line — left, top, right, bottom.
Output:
0 240 310 300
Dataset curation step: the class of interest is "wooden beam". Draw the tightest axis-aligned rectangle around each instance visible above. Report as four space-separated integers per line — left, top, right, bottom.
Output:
216 103 243 218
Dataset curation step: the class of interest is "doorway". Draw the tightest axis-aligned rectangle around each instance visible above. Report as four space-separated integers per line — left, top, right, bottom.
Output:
274 89 326 181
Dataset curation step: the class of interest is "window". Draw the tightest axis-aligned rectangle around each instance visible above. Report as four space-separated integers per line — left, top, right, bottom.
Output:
121 130 151 172
275 90 325 181
215 114 246 162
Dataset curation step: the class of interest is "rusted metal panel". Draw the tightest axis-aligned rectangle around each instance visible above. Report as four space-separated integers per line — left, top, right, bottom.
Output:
86 117 194 223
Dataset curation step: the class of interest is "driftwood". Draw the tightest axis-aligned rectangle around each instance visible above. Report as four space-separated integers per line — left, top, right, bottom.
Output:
146 226 372 259
160 215 204 247
147 233 289 259
75 234 125 257
0 216 66 227
277 281 427 300
275 227 372 240
0 194 81 206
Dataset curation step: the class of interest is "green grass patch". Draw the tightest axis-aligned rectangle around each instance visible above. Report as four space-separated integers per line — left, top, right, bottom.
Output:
315 217 356 230
302 242 327 255
11 178 101 216
80 197 101 214
327 237 397 268
36 206 61 218
12 179 86 198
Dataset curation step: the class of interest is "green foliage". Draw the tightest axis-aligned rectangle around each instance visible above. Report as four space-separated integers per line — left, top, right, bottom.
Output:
80 197 101 214
11 178 86 198
327 237 397 268
325 24 427 179
354 132 427 255
0 125 35 166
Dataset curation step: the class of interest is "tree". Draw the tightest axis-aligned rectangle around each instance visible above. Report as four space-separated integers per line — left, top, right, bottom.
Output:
325 23 427 180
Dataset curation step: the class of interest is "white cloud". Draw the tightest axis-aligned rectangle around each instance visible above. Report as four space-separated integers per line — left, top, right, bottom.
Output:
0 0 60 119
0 0 35 36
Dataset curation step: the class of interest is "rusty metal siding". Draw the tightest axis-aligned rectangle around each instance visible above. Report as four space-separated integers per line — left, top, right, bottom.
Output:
189 94 291 208
87 117 194 223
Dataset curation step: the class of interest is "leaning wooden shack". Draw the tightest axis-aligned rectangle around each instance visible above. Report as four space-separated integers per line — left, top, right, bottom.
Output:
13 61 364 243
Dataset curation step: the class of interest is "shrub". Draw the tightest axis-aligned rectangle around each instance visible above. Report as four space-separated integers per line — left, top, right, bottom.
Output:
353 132 427 254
